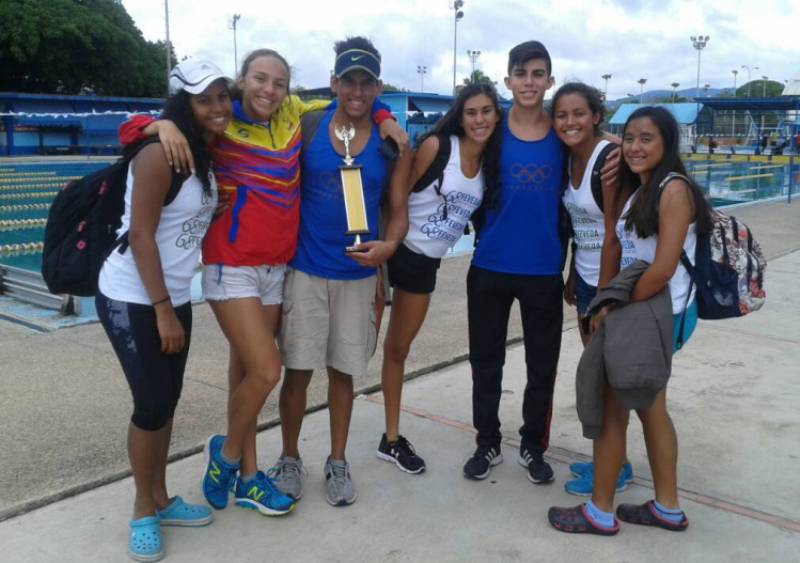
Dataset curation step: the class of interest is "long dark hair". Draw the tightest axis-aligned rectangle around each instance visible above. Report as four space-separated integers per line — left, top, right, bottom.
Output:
160 90 215 194
419 82 503 208
621 106 712 237
551 82 605 136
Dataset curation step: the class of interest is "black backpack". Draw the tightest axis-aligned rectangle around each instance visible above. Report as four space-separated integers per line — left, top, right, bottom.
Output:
42 137 186 297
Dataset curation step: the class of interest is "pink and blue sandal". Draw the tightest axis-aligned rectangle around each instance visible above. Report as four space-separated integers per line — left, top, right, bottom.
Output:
157 496 213 527
548 504 620 536
616 500 689 531
128 515 164 562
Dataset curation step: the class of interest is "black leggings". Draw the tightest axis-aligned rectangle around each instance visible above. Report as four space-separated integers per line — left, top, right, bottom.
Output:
467 266 563 453
96 292 192 431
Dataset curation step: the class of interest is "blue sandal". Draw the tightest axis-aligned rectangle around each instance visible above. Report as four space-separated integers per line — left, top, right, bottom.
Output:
157 496 213 527
128 515 164 562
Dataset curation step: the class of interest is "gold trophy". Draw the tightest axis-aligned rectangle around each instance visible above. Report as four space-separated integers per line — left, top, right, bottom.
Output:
335 122 370 253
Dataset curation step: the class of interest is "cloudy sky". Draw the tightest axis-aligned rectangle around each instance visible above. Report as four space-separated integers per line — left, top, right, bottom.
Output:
122 0 800 101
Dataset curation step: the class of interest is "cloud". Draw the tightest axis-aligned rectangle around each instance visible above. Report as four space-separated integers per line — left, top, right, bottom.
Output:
122 0 800 100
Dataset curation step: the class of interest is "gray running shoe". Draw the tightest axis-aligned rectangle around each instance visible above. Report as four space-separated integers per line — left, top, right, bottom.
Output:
267 456 308 501
323 458 357 507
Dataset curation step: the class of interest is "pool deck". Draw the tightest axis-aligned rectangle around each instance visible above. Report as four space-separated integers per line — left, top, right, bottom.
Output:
0 199 798 561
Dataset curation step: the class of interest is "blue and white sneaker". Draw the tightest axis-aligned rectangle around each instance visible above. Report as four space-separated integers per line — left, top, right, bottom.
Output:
202 434 239 509
569 461 633 482
234 471 295 516
565 470 629 496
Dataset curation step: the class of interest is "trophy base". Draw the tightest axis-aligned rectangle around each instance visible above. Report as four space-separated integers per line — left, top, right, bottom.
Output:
344 232 369 254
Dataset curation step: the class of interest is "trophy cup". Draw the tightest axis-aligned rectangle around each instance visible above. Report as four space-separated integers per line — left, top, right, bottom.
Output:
335 122 370 253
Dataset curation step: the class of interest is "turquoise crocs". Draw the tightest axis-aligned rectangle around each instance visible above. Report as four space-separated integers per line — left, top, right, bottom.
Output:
157 496 213 527
128 515 164 562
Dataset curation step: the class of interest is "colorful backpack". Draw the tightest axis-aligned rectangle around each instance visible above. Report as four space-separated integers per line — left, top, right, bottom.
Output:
660 173 767 319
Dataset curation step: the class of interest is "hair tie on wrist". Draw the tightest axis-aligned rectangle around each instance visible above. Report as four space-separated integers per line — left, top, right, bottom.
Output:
152 297 170 306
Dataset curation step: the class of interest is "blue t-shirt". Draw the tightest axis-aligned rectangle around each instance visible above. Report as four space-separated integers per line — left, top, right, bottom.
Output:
472 114 565 275
290 110 388 280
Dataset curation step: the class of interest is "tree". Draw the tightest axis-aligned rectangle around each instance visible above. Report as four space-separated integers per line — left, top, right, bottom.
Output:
0 0 176 96
455 70 497 94
736 80 785 97
381 83 407 93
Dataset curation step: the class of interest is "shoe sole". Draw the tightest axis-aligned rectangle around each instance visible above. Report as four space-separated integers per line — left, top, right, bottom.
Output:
325 491 358 507
463 453 503 480
127 548 165 562
376 451 426 474
234 498 295 516
527 472 555 485
158 514 214 527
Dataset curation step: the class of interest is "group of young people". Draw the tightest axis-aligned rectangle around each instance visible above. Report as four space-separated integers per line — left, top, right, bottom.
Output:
98 35 710 561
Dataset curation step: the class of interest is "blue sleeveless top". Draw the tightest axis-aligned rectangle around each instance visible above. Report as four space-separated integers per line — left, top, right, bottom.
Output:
472 114 565 275
290 110 388 280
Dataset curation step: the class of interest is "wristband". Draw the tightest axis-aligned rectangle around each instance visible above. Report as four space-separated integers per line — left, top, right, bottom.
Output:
152 297 170 307
373 109 396 125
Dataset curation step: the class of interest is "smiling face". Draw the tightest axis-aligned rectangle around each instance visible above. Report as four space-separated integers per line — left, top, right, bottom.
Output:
238 55 289 122
331 69 382 122
553 93 600 149
504 58 554 109
189 79 232 141
623 116 665 185
460 93 499 145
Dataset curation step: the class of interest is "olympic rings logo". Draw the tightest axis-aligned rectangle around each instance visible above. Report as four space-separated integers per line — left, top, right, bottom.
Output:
509 163 553 183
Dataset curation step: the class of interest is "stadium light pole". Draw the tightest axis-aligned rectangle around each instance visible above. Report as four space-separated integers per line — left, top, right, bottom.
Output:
602 74 612 99
741 65 758 97
731 71 738 137
690 35 710 99
451 1 464 95
467 49 481 82
762 75 769 97
230 14 241 75
671 82 680 103
638 78 647 103
417 65 427 92
164 0 172 86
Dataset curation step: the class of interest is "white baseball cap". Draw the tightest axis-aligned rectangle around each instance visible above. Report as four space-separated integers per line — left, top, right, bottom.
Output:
168 60 231 95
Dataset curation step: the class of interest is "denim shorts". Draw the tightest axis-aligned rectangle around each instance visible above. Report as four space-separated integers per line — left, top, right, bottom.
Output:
202 264 286 305
575 272 598 317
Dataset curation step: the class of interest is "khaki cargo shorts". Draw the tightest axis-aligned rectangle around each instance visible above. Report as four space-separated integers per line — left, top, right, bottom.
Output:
279 268 377 377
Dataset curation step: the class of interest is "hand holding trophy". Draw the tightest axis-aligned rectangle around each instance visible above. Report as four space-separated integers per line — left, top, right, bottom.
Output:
335 122 370 253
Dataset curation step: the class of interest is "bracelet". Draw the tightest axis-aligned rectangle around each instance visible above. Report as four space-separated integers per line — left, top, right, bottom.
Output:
152 297 170 307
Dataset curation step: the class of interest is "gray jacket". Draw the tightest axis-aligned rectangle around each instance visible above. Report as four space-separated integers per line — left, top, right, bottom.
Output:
576 260 674 439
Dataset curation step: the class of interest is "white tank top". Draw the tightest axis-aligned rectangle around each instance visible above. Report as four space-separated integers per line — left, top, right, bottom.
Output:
404 135 485 259
98 162 218 306
616 189 696 314
562 139 610 287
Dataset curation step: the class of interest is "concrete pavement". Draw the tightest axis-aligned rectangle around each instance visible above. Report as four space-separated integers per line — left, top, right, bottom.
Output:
0 199 798 561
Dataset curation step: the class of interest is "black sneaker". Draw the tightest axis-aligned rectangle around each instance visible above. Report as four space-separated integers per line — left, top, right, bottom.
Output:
463 445 503 480
518 445 553 484
377 434 426 474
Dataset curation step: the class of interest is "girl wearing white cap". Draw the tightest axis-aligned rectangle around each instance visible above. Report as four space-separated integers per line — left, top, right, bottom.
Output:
97 60 231 561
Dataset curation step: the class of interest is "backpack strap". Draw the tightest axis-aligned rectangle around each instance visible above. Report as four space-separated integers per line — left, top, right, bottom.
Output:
411 134 451 194
301 110 327 148
116 138 189 254
589 142 619 212
410 134 452 221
